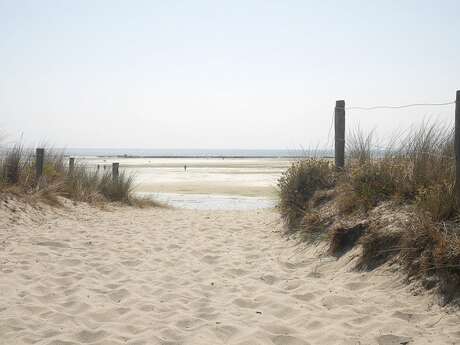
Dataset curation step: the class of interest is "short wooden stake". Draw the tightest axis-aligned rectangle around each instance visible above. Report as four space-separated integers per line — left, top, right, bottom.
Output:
69 157 75 175
36 148 45 180
335 100 345 170
112 162 119 182
455 90 460 204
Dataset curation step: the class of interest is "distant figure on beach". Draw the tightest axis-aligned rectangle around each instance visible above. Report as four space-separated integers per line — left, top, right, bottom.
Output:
184 164 187 172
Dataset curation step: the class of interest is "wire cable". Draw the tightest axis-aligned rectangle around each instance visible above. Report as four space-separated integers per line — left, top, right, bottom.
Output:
337 101 455 111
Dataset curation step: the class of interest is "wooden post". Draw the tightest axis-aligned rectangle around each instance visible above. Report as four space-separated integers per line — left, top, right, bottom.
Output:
455 91 460 205
335 100 345 169
69 157 75 175
112 162 119 182
36 148 44 180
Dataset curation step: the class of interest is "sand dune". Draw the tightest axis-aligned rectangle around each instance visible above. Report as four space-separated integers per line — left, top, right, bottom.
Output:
1 201 459 345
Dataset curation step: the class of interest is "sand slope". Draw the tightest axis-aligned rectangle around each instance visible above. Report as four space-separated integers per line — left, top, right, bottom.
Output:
1 202 459 345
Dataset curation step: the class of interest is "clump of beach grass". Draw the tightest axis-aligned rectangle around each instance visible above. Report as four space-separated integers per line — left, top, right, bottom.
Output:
338 122 455 218
278 158 335 229
0 142 158 207
278 121 460 303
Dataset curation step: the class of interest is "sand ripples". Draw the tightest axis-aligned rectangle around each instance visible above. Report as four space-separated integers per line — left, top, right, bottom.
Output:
1 204 459 345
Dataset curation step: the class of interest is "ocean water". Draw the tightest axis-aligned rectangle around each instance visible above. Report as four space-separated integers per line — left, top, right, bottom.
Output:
64 148 332 158
70 150 302 210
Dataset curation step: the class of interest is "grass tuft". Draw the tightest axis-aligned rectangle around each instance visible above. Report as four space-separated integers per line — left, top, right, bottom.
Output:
0 143 159 208
277 158 335 228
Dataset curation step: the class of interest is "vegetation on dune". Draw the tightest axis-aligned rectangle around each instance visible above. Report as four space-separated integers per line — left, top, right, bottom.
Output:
0 142 158 207
278 159 335 228
278 122 460 303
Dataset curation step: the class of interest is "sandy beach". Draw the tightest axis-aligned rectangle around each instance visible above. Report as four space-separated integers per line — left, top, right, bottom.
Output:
1 200 459 345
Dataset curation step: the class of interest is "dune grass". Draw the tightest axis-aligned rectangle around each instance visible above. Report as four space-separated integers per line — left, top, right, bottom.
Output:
340 122 455 218
278 122 460 303
0 144 158 207
277 158 335 228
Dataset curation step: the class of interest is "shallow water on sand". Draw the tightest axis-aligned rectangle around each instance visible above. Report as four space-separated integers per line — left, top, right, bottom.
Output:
139 192 277 210
77 157 294 209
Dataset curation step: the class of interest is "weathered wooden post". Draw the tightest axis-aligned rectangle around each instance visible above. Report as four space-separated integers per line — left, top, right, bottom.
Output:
455 90 460 204
335 100 345 169
69 157 75 175
36 148 44 180
112 162 119 182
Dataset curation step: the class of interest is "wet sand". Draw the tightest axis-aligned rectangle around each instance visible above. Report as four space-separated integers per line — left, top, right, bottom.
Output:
79 157 291 202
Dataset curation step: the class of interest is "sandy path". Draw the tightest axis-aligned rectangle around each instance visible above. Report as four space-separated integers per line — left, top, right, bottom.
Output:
1 204 459 345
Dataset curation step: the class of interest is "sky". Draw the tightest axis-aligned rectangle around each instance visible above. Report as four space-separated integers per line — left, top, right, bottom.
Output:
1 0 459 149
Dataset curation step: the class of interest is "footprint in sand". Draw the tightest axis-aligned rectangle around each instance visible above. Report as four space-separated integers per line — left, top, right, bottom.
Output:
321 295 357 309
47 340 78 345
89 307 129 322
108 288 130 302
293 292 316 302
212 324 239 342
175 317 205 331
201 255 220 264
271 335 311 345
74 329 108 343
121 259 141 267
233 298 260 309
376 334 412 345
226 268 249 277
260 322 297 335
305 320 324 330
36 241 69 248
60 259 81 266
391 310 423 322
260 274 278 285
344 281 370 290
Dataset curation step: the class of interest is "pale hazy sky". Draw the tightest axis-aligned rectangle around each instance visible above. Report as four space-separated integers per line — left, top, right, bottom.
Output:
1 1 459 149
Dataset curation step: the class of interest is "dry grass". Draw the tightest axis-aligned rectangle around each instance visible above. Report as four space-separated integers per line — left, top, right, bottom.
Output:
277 158 335 228
278 122 460 303
329 222 367 257
357 227 402 270
340 122 455 219
0 144 159 208
399 214 460 302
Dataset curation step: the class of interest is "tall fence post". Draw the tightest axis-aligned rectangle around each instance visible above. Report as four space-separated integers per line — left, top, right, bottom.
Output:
69 157 75 175
36 148 44 181
112 162 119 182
335 100 345 169
455 90 460 205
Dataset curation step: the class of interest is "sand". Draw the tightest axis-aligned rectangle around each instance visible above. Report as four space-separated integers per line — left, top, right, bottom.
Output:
136 182 278 198
1 201 459 345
